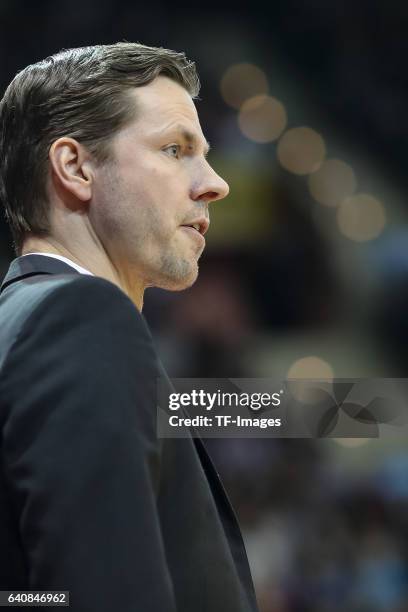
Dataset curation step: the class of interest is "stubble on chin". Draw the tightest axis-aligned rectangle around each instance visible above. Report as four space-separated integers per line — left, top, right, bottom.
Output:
153 251 199 290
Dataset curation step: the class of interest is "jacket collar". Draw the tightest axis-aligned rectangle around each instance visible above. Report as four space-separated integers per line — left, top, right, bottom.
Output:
0 254 80 295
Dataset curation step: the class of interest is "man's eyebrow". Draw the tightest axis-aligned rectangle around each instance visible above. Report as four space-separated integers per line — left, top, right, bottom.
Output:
160 124 211 156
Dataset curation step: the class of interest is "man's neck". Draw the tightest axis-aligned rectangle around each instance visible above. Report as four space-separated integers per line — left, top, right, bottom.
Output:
21 237 145 311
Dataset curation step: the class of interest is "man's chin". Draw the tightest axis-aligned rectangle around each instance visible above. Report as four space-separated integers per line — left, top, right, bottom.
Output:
154 260 199 291
160 271 198 291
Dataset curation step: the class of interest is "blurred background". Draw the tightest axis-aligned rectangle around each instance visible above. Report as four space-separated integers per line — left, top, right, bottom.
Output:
1 1 408 609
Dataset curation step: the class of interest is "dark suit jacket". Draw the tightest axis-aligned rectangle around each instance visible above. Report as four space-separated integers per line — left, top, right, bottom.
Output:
0 255 258 612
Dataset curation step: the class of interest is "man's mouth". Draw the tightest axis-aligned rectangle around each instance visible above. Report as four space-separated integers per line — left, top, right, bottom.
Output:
180 218 209 236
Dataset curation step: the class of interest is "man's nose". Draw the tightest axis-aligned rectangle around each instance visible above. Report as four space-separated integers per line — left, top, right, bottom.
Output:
190 163 230 204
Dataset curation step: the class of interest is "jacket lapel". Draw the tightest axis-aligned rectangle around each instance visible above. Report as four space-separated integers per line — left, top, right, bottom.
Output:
156 360 257 608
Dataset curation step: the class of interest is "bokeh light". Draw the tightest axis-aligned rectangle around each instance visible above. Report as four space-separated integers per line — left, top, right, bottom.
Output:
220 63 269 109
277 127 326 175
238 95 287 143
308 159 357 207
287 355 334 379
287 356 334 403
337 194 386 241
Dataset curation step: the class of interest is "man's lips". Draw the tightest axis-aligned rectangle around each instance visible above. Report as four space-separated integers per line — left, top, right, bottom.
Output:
180 218 209 236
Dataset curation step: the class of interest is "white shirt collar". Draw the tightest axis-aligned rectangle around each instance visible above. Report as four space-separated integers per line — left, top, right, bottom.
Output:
21 252 94 276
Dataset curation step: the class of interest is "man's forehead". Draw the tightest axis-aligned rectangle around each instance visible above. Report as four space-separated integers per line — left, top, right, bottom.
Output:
128 80 209 152
130 76 198 120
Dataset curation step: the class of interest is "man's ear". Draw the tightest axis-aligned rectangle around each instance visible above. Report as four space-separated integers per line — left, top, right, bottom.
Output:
49 137 94 202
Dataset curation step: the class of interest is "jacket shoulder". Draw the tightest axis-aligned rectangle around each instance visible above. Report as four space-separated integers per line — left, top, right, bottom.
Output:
0 274 149 373
0 273 159 437
1 273 137 316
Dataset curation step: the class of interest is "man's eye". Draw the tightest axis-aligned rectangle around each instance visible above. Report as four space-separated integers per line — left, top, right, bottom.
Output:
164 144 181 158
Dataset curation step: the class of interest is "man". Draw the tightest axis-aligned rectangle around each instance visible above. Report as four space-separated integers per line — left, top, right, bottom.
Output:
0 43 258 611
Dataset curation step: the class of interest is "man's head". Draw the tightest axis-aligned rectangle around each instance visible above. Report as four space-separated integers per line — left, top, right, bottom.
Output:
0 42 229 291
